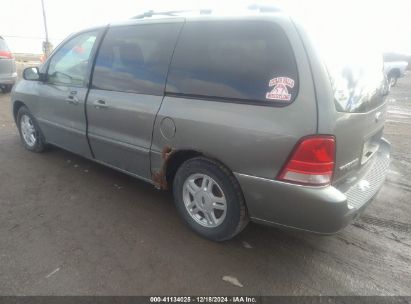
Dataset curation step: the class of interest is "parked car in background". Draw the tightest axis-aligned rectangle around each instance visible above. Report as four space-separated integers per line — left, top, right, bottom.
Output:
11 9 390 241
0 36 17 93
384 61 408 88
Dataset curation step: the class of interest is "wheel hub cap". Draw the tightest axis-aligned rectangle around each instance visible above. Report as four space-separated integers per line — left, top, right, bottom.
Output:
20 115 37 147
183 173 227 228
194 191 212 211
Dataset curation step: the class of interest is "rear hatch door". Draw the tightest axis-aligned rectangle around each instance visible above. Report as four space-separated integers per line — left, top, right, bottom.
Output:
293 8 389 186
324 48 388 183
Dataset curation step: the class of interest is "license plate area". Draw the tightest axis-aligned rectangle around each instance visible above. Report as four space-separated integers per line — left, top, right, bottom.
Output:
361 129 383 165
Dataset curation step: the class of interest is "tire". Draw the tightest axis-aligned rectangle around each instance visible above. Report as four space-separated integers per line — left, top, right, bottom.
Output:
391 76 398 87
388 71 399 88
388 76 398 88
173 157 249 241
16 106 46 152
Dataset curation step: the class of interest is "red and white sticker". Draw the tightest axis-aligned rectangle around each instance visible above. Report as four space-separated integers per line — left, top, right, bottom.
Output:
266 77 295 101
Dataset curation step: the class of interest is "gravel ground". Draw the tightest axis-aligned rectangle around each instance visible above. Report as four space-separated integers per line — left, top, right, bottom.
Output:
0 72 410 296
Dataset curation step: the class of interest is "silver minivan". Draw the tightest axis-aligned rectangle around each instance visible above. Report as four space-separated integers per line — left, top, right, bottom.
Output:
11 10 390 241
0 36 17 93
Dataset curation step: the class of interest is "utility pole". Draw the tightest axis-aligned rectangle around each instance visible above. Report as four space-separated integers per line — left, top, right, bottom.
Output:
41 0 52 58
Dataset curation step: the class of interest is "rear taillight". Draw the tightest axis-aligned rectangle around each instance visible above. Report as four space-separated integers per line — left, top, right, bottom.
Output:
0 51 13 59
278 135 336 186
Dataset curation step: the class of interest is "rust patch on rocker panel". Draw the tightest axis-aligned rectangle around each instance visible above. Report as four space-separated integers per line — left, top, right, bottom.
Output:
152 146 174 190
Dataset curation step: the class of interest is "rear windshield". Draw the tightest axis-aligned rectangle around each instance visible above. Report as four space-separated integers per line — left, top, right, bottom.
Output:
322 41 385 113
301 18 386 113
0 38 9 51
166 20 299 105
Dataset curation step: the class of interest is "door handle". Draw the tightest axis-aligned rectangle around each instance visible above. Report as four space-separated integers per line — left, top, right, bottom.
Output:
66 93 79 105
93 99 109 109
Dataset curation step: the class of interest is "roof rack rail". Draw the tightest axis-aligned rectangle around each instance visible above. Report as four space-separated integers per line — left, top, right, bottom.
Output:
132 9 212 19
247 4 283 13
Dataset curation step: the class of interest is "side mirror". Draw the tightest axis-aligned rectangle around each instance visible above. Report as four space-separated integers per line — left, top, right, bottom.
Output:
23 67 40 81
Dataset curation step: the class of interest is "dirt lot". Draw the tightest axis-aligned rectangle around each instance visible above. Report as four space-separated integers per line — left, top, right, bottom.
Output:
0 72 410 296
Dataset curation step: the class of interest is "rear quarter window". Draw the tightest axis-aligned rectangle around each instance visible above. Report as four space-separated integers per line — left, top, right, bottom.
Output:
166 20 299 105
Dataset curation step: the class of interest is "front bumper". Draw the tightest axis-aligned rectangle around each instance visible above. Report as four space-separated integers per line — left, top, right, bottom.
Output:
235 139 391 234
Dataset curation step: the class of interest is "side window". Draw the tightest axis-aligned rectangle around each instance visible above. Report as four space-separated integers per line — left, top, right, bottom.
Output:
167 21 299 104
47 31 98 86
92 23 182 95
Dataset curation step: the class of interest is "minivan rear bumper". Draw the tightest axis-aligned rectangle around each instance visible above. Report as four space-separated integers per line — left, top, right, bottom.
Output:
235 138 391 234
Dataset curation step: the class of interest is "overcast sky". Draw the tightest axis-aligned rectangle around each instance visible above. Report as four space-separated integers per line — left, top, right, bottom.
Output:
1 0 410 55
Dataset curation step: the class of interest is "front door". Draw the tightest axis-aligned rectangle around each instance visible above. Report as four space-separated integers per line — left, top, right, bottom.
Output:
37 30 100 157
86 21 183 179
